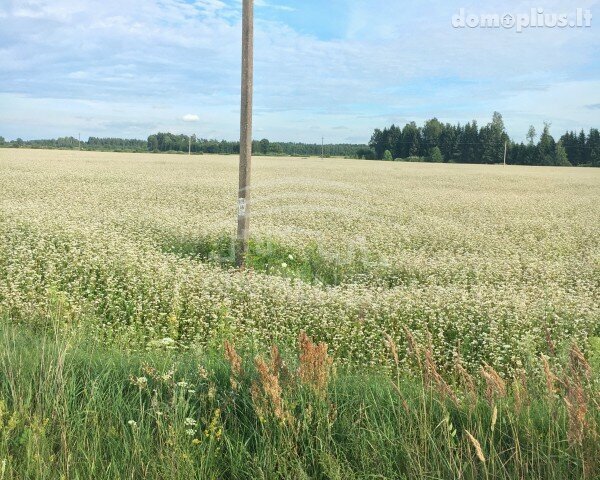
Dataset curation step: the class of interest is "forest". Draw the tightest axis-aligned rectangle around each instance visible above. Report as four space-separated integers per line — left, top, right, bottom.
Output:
367 112 600 167
2 112 598 167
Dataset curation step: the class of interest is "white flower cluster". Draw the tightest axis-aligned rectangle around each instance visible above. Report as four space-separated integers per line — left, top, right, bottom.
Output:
0 150 598 374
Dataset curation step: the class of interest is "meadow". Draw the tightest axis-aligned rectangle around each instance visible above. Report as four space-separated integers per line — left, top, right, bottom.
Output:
0 149 598 478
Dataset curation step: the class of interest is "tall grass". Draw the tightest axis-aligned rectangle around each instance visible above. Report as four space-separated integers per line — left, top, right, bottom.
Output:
0 318 597 479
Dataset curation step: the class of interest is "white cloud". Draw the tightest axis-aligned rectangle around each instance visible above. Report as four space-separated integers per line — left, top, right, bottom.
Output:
0 0 598 142
182 114 200 122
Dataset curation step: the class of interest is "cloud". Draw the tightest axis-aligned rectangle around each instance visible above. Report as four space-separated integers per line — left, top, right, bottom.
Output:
182 114 200 122
0 0 598 142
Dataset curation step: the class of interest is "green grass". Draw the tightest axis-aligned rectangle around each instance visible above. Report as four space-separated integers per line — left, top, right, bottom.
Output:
0 319 597 480
160 233 378 287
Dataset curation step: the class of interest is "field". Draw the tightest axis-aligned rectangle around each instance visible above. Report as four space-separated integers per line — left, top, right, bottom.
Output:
0 149 599 478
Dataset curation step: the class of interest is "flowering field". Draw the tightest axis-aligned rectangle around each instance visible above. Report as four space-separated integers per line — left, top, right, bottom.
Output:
0 148 598 374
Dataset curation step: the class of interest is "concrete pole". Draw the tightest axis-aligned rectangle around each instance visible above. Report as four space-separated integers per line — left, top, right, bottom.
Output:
236 0 254 267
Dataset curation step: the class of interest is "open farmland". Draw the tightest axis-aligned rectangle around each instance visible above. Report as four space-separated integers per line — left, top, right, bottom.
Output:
1 148 599 479
0 148 598 373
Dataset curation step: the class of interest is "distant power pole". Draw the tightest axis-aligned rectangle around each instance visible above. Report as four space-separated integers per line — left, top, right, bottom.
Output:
503 141 507 166
78 133 81 151
189 136 192 156
236 0 254 268
321 137 324 159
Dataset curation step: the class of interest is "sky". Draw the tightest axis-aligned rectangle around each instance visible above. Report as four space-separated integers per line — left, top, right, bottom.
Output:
0 0 599 143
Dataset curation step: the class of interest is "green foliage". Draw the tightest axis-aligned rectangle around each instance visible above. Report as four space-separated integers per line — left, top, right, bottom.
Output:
259 138 270 155
0 321 597 480
4 120 600 167
355 147 375 160
369 114 599 167
429 146 444 163
1 133 368 158
555 141 572 167
590 337 600 373
527 125 537 145
154 233 375 287
383 149 393 161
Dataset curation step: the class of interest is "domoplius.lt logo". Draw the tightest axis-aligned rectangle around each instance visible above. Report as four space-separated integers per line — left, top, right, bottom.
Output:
452 7 593 33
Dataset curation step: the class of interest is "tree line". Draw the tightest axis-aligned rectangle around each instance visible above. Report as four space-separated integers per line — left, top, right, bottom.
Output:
0 134 365 158
2 115 599 167
367 112 600 167
147 133 364 157
0 136 148 152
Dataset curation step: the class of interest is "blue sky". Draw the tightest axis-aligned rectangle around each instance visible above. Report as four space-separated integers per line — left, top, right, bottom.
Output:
0 0 598 143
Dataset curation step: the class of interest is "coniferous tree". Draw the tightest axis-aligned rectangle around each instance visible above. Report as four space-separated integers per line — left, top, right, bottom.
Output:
481 112 507 164
369 129 385 159
555 141 571 166
574 131 582 166
588 128 600 167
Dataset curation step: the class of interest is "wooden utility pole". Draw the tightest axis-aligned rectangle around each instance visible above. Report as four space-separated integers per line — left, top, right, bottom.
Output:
189 135 192 155
503 141 507 166
78 133 81 151
236 0 254 267
321 137 324 159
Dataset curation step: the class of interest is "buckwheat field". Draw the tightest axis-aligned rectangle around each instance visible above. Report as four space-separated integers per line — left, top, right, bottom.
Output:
1 149 598 374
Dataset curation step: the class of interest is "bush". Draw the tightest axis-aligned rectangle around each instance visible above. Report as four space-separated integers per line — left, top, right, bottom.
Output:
429 146 444 163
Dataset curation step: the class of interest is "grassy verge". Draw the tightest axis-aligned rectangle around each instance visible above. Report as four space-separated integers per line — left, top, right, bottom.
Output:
0 321 598 479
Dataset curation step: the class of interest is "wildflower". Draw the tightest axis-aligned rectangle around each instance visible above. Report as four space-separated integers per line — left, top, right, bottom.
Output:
130 374 148 389
128 420 137 428
208 384 217 401
137 376 148 385
147 337 177 350
203 409 223 440
184 418 197 427
185 429 195 436
192 438 201 445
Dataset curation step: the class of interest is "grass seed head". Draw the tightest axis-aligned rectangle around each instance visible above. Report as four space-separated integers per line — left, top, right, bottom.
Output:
465 430 486 463
298 331 332 397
